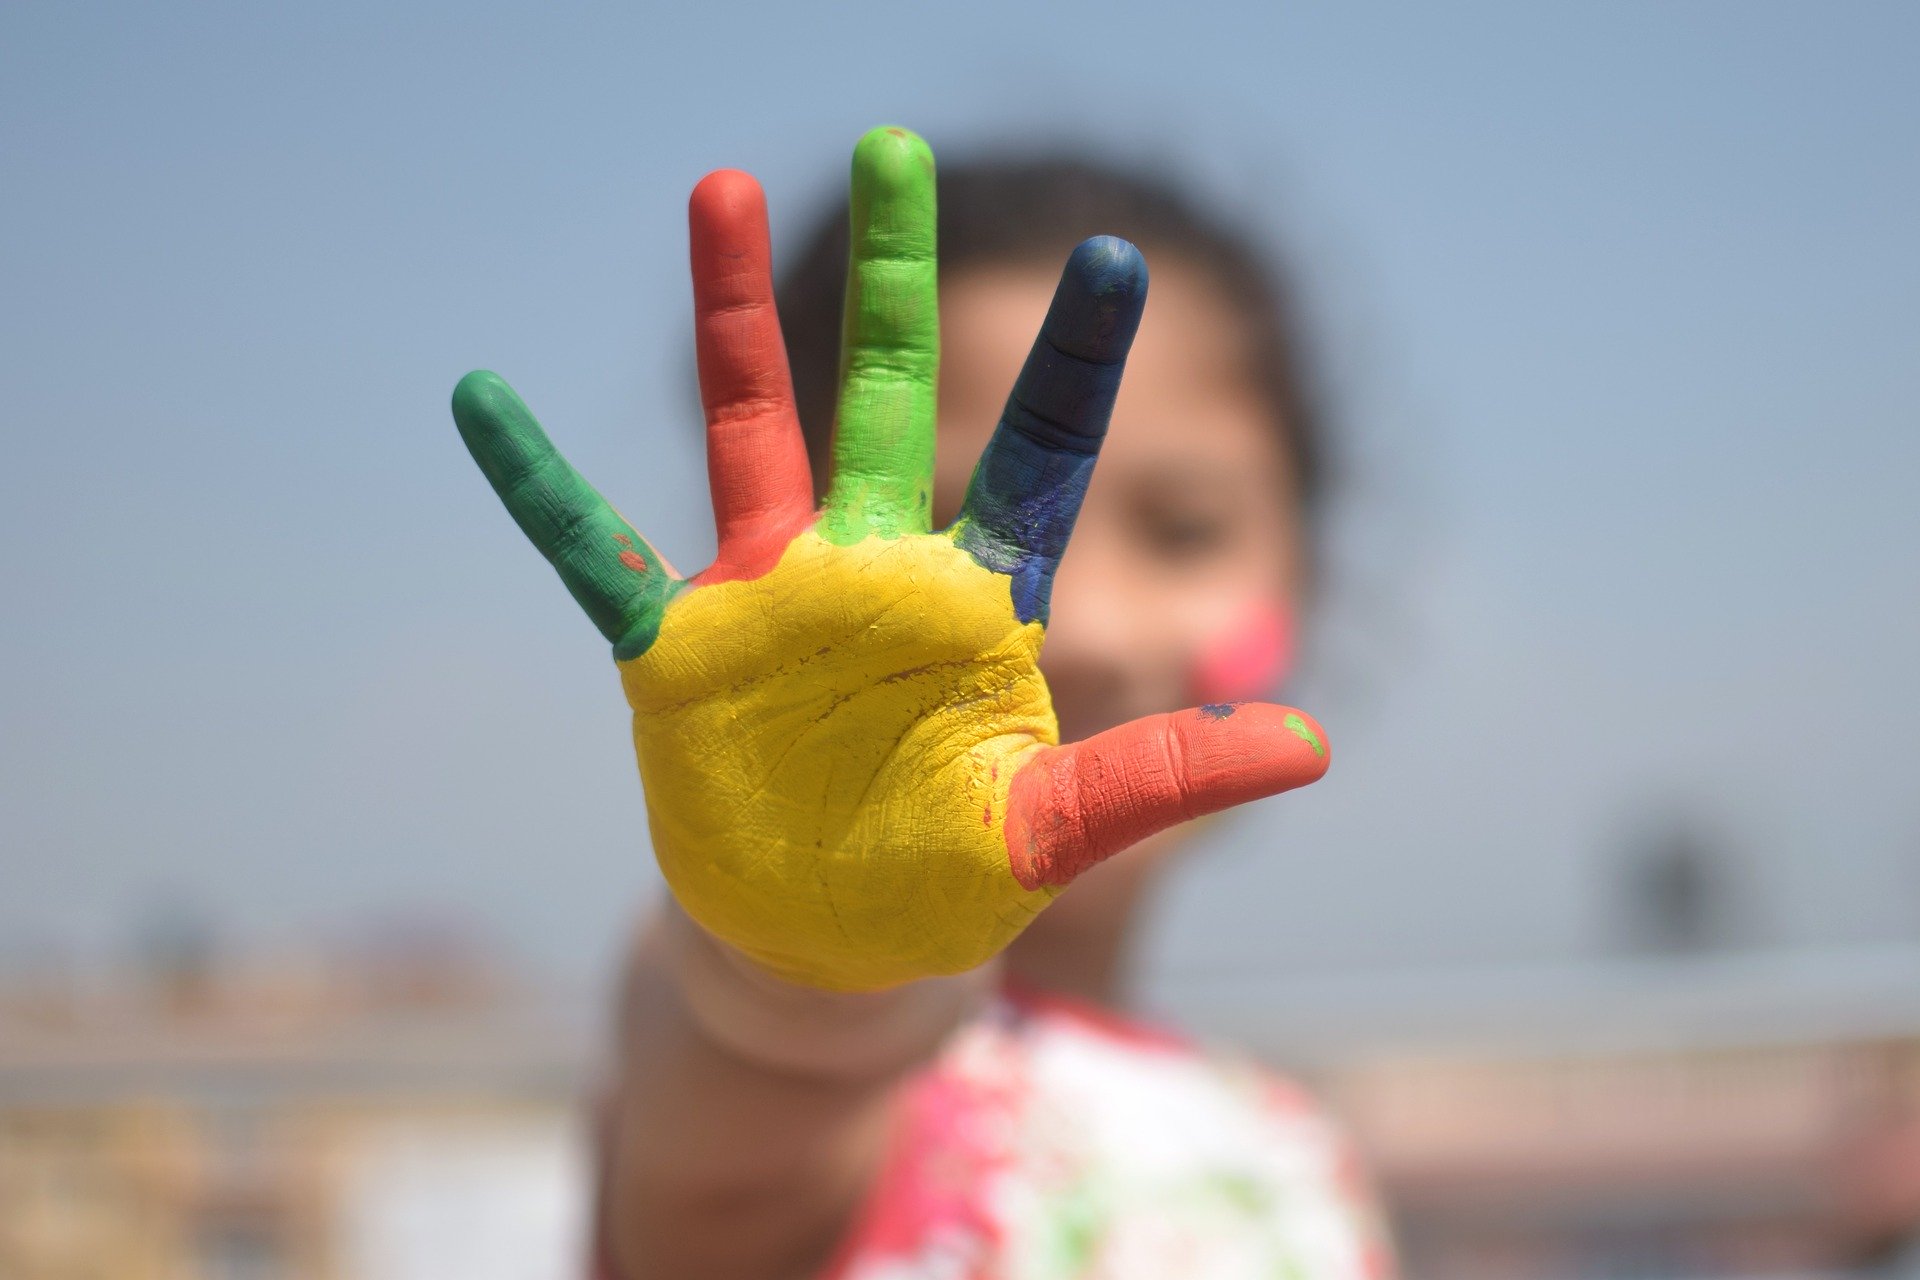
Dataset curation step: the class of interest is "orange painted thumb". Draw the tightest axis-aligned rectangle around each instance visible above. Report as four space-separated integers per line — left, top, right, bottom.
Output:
1004 703 1330 890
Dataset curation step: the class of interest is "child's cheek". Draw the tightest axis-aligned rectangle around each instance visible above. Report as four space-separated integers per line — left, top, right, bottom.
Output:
1187 598 1294 706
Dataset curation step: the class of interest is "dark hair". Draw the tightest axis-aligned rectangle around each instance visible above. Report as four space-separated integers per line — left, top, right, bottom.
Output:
774 154 1329 553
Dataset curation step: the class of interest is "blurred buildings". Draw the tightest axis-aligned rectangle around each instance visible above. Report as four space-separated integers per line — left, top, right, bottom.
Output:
1345 1034 1920 1280
0 936 589 1279
9 936 1920 1279
1188 945 1920 1280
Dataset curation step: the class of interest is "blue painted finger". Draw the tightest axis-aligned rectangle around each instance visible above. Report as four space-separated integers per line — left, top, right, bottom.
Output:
953 237 1147 625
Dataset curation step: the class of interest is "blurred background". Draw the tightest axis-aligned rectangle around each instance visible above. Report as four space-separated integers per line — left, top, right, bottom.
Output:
3 1 1917 1277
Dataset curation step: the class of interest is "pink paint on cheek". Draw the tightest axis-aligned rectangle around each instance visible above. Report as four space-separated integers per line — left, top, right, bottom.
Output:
1188 599 1294 705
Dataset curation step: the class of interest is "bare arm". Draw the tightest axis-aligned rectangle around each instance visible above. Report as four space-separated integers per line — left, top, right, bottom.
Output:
600 904 994 1279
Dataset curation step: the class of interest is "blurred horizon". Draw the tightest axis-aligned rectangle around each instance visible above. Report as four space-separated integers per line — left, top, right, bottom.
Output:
3 0 1917 1000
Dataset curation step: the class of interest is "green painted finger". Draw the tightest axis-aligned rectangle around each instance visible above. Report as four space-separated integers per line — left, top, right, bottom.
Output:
820 126 939 544
451 370 676 657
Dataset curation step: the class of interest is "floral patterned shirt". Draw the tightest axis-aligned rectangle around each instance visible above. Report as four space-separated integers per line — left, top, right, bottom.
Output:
817 986 1394 1280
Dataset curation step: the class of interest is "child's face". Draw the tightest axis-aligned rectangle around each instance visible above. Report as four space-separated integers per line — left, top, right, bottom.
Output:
935 259 1306 747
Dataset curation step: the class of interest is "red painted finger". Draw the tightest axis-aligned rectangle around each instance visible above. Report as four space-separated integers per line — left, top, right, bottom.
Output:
1003 703 1330 890
688 169 814 582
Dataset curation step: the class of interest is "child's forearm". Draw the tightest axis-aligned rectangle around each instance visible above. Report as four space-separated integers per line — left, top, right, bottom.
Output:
598 901 994 1279
649 900 996 1081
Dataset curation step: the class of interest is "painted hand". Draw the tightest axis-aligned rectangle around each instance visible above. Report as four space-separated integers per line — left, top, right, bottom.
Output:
452 128 1330 991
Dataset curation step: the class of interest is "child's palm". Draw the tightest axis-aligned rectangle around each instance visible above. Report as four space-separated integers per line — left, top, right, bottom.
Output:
453 129 1328 991
626 530 1052 989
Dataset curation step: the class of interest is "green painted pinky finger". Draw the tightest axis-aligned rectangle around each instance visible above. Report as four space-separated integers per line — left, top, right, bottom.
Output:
451 370 675 657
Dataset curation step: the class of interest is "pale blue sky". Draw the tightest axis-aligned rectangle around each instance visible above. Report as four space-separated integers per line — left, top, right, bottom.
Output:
3 1 1916 989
